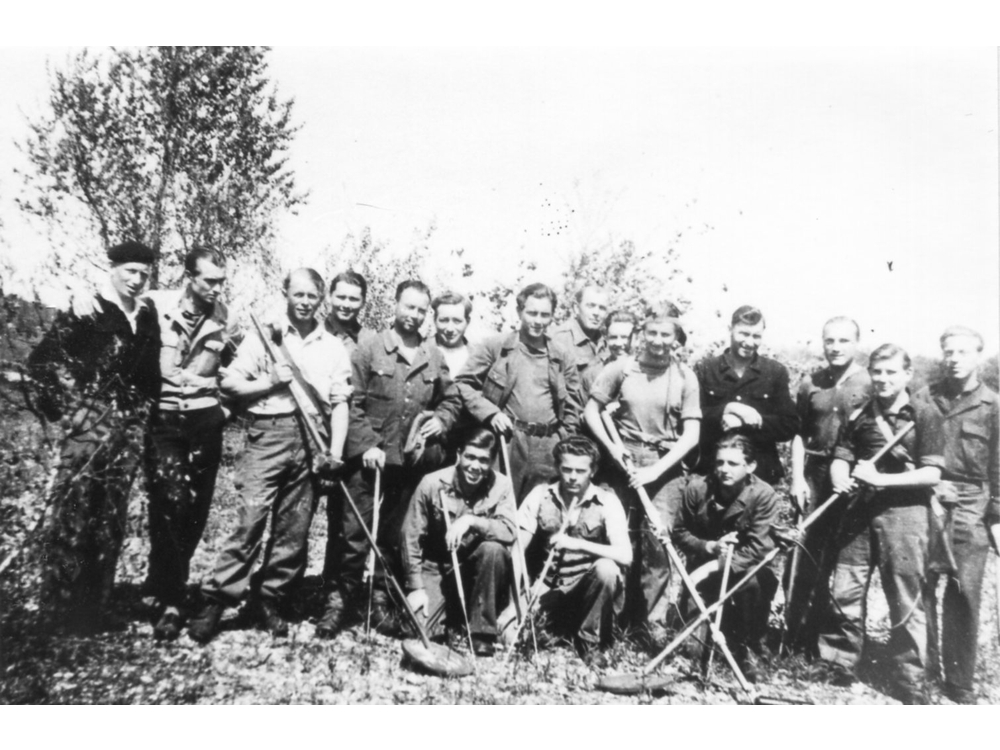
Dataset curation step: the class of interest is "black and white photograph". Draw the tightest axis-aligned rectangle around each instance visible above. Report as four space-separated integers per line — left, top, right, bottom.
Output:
1 25 998 714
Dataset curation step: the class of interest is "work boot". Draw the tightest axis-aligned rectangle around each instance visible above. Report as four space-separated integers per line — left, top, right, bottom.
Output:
250 599 289 638
153 606 184 642
808 659 856 687
188 600 225 644
942 684 978 705
315 591 358 639
369 590 400 636
471 634 496 657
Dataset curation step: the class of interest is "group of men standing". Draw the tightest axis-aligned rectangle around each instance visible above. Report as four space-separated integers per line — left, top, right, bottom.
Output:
27 241 999 704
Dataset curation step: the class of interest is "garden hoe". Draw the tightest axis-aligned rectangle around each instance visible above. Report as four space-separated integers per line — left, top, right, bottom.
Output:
339 481 474 678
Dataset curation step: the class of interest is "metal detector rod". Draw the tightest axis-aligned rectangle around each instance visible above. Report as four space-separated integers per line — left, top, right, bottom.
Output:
706 542 733 676
498 433 537 653
364 468 382 633
502 492 584 663
338 480 432 650
440 491 476 656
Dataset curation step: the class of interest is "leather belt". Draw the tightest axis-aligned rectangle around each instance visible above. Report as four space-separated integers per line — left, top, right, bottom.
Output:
512 418 561 437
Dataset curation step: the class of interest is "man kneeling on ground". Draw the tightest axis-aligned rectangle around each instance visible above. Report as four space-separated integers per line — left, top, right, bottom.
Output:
401 427 517 655
501 436 632 657
673 435 780 682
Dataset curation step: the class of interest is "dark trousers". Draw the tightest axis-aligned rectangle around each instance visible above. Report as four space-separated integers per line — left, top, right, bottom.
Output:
817 496 928 691
925 481 992 694
39 406 144 625
784 458 840 655
323 461 423 603
506 428 561 505
201 415 318 606
144 405 224 607
538 558 625 645
682 565 778 658
419 540 512 638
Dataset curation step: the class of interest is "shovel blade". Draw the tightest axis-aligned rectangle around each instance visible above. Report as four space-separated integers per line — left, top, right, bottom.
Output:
595 672 674 696
401 639 475 678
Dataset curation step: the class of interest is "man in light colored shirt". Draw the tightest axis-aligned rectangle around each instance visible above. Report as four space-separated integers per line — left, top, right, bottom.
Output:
432 290 472 376
500 436 631 657
188 268 351 644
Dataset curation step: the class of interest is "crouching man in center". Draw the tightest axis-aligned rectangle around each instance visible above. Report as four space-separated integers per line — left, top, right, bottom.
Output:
500 436 632 657
402 428 516 655
673 435 780 681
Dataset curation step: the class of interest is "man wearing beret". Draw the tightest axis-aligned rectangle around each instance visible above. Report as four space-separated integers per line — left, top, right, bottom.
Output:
28 241 161 635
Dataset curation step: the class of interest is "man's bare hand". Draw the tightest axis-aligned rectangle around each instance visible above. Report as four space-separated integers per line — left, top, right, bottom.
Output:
706 531 738 557
419 416 445 439
270 362 293 388
552 533 584 552
790 474 810 515
725 402 762 428
628 464 661 488
852 460 883 488
607 442 630 471
362 447 386 471
445 514 476 550
490 412 513 438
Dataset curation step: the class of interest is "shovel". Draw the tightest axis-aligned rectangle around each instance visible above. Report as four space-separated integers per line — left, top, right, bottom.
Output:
338 481 474 678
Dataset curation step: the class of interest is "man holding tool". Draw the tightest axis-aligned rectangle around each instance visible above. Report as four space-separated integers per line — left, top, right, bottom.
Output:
585 303 701 636
673 435 780 681
316 279 462 639
456 283 581 503
784 316 870 656
815 344 945 703
187 268 351 644
915 326 999 704
401 427 516 656
500 436 631 658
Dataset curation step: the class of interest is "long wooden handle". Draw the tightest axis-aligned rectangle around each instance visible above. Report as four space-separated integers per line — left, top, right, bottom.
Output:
339 480 432 649
440 492 476 655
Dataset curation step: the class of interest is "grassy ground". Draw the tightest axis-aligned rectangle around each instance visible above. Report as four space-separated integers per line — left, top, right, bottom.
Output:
2 411 999 705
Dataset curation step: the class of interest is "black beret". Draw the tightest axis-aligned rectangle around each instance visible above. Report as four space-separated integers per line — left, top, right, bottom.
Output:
107 241 156 265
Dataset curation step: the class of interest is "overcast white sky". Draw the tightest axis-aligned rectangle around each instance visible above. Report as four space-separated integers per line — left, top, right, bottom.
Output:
1 46 997 355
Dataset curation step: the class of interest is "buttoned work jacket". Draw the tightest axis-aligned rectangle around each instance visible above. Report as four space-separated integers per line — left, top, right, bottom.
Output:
345 329 462 465
455 330 582 434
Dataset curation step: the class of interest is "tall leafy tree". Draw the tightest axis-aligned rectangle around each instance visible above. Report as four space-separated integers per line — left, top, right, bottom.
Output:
15 46 305 289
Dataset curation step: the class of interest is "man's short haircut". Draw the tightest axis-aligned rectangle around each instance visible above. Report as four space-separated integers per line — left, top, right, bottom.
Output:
574 284 608 304
283 267 325 294
432 291 473 321
460 426 498 460
184 246 225 276
715 434 756 464
822 316 860 340
604 309 637 330
330 270 368 301
516 282 557 313
940 325 984 352
868 343 911 371
395 279 432 302
553 435 601 468
731 305 765 328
